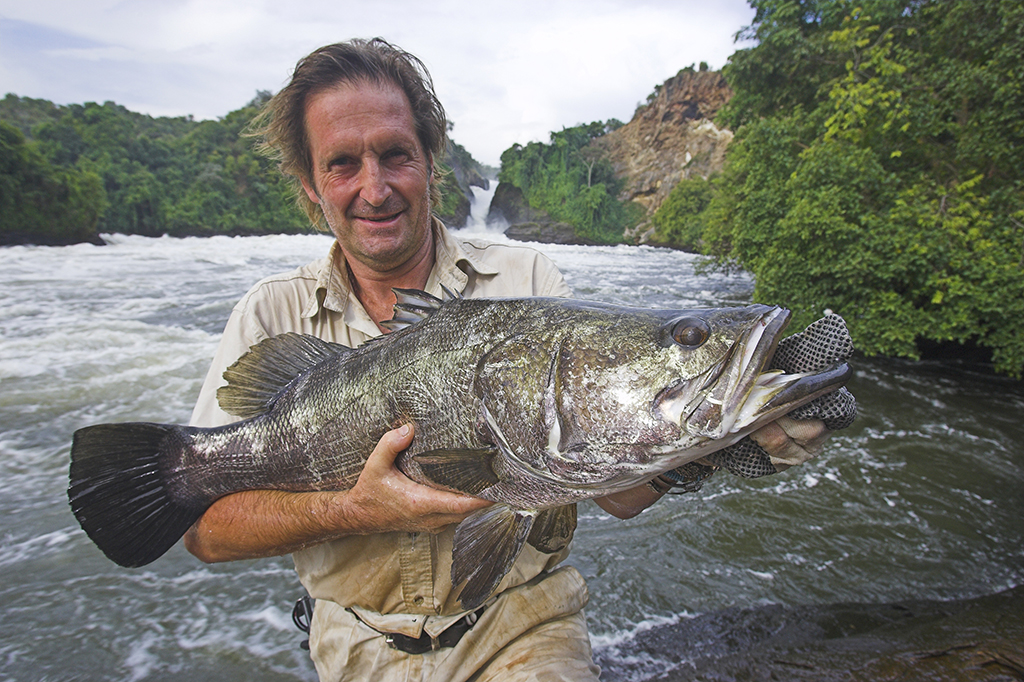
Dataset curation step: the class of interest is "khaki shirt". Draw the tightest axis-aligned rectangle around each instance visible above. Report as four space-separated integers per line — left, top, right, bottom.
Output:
190 220 577 619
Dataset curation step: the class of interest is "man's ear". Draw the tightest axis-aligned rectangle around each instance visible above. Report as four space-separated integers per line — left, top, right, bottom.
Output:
300 176 321 205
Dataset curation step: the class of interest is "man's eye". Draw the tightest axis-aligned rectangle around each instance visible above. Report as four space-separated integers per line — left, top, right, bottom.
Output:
383 149 410 163
330 157 356 169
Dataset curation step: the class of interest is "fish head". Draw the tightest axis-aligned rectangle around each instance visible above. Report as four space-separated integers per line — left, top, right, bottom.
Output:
548 303 850 469
650 305 837 438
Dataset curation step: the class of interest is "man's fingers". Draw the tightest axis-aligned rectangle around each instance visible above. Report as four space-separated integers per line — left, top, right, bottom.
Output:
750 416 830 470
353 423 491 534
364 423 414 473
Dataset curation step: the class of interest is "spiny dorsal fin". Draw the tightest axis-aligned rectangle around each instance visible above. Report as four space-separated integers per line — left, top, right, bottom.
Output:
217 332 351 418
379 287 459 332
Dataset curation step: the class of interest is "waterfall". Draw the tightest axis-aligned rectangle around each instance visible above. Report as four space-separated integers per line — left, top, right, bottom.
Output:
460 182 507 238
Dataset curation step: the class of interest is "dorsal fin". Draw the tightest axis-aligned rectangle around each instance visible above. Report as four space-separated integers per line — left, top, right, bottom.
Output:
379 287 458 332
217 332 351 418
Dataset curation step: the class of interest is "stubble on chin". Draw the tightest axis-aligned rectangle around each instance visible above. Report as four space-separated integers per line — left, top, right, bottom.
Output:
331 214 434 276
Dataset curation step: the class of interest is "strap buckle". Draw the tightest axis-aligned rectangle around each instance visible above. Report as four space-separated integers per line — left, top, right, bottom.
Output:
292 595 314 650
381 606 486 654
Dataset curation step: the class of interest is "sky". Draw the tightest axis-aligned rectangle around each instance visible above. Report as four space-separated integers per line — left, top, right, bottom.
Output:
0 0 756 167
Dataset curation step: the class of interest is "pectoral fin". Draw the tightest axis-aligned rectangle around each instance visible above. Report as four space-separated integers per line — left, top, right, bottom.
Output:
527 504 577 553
412 448 499 496
452 505 535 610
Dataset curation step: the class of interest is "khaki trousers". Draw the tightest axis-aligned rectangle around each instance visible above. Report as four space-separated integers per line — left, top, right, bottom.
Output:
309 566 601 682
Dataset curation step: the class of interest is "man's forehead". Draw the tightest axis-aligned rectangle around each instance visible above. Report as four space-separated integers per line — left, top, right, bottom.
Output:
304 79 420 147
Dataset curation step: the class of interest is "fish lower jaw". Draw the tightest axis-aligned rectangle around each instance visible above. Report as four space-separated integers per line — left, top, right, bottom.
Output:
725 370 813 433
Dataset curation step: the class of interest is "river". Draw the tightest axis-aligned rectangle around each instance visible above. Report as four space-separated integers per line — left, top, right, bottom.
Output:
1 193 1021 681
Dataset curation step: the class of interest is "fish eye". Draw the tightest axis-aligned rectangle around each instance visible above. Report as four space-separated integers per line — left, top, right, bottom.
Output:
671 317 710 348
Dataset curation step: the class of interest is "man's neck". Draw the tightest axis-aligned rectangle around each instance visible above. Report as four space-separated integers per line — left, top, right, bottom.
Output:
342 231 436 330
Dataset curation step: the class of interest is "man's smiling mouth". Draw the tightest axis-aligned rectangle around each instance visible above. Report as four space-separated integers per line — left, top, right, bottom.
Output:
357 211 402 223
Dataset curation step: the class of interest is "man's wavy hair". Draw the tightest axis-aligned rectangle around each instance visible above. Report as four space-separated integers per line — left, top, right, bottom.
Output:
248 38 448 230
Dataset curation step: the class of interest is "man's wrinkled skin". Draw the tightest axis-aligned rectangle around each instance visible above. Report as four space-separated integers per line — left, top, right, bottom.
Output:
751 416 831 471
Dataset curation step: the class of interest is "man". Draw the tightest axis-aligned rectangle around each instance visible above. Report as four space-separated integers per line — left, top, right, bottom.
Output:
186 38 832 681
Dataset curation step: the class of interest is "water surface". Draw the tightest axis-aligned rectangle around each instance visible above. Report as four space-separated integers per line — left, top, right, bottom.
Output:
1 215 1020 681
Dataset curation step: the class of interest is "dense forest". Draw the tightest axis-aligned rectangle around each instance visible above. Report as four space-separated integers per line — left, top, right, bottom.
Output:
497 119 636 244
0 92 487 246
650 0 1023 378
495 0 1023 377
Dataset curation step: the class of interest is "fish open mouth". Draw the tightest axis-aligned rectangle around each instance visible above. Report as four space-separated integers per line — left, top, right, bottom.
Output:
678 306 851 439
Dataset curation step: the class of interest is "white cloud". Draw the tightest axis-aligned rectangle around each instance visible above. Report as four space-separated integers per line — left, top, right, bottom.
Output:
0 0 755 165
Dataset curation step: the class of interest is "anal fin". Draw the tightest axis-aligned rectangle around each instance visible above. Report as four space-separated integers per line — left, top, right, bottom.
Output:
527 504 577 554
452 505 535 610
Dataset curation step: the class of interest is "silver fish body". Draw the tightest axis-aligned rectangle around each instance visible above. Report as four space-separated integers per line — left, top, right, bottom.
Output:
69 291 850 608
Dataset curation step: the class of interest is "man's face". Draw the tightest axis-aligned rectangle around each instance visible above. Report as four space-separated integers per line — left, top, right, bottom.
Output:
300 80 433 275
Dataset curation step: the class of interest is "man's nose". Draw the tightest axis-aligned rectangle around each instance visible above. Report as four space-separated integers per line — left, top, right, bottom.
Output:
358 159 392 207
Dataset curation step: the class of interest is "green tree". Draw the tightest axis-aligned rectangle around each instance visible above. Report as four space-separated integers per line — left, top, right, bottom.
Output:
651 177 714 251
704 0 1024 377
0 121 106 244
498 121 635 243
3 92 491 242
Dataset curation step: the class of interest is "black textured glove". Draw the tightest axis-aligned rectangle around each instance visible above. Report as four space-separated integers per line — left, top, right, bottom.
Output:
662 313 857 492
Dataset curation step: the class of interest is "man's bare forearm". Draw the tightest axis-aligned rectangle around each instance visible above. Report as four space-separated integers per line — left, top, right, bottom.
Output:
184 489 349 562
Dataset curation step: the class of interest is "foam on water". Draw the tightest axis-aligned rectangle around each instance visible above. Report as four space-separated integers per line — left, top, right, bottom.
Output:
591 611 693 682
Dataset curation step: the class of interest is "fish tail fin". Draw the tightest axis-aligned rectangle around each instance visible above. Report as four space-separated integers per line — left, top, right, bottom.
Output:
68 423 203 568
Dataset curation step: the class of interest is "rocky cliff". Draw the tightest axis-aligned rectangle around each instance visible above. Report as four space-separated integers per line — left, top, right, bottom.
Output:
594 68 733 243
489 68 734 244
486 182 601 245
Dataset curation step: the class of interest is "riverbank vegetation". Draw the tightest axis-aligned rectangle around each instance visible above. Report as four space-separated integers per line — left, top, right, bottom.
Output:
0 92 485 245
497 120 636 244
656 0 1024 378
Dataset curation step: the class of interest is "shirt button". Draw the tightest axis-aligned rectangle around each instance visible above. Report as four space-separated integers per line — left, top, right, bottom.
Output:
413 596 424 605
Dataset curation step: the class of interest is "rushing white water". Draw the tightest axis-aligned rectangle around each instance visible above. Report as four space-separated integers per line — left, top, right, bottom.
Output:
1 190 1021 681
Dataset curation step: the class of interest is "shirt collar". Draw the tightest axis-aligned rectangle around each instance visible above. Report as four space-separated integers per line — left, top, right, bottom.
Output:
300 217 497 321
301 239 350 319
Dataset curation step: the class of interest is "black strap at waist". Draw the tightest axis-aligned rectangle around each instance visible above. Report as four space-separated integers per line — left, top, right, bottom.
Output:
350 605 487 655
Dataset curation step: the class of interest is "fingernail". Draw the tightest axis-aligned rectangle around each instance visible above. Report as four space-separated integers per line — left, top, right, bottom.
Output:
397 424 411 437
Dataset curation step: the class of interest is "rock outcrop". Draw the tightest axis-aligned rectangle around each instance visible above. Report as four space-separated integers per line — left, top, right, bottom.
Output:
436 141 490 228
487 183 597 245
489 68 734 245
597 585 1024 682
593 68 733 243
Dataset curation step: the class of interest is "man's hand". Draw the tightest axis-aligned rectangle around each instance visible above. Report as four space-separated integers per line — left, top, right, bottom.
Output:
339 423 492 535
749 415 831 471
184 424 490 563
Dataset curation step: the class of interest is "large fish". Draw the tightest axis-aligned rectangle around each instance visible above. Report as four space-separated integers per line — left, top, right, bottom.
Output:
68 290 850 609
